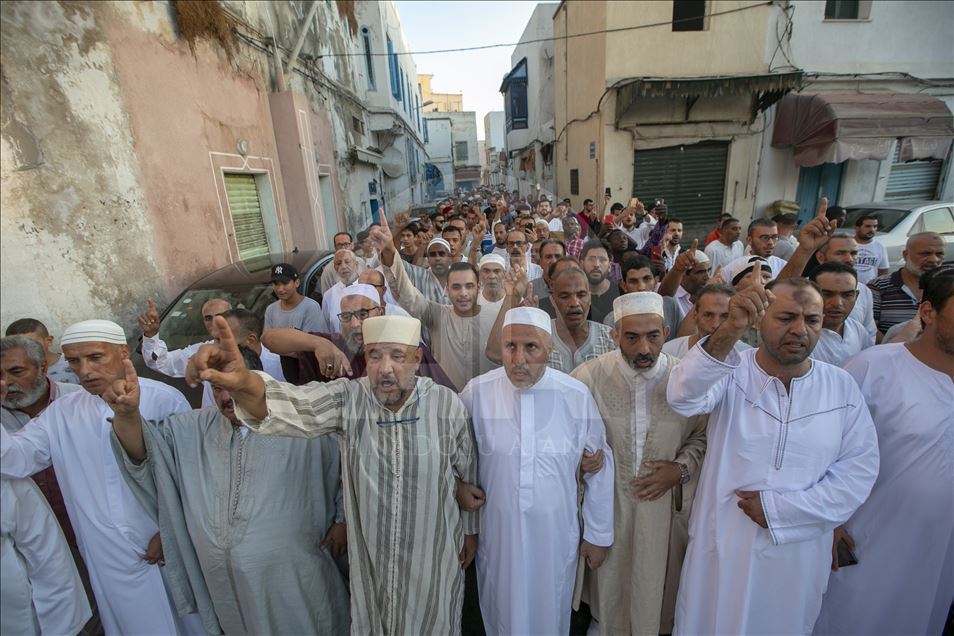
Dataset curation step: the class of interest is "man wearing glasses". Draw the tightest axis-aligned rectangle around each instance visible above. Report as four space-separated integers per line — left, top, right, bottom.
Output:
505 229 543 280
261 284 452 388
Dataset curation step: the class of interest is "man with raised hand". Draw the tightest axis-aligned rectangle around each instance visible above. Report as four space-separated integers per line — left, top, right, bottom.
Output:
666 264 879 635
461 306 613 636
106 349 349 635
1 320 197 635
139 296 231 377
186 314 478 635
374 214 496 391
814 266 953 636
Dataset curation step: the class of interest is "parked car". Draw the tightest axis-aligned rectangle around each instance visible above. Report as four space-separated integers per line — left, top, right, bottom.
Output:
129 250 333 405
843 201 954 267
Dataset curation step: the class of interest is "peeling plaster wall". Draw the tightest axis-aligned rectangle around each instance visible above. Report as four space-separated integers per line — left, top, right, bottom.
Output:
1 1 164 337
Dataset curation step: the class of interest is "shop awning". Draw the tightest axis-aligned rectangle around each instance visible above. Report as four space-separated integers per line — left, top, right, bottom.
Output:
771 92 954 167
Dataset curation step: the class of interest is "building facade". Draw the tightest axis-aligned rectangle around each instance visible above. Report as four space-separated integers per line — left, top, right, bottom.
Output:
501 3 557 199
551 0 953 241
446 111 481 191
423 114 455 197
483 111 507 186
0 0 427 335
418 74 464 112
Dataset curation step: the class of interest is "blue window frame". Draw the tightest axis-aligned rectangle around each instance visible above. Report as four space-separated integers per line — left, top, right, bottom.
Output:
387 36 400 99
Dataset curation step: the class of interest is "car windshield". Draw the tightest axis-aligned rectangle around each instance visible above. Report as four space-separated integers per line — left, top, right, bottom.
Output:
155 285 275 351
843 207 911 233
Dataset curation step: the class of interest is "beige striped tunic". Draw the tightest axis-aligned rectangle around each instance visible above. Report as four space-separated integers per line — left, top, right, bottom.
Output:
236 371 478 635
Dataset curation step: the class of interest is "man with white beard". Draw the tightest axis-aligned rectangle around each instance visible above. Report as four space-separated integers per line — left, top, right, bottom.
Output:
0 320 199 635
460 307 614 635
814 266 954 636
322 249 363 331
666 267 879 635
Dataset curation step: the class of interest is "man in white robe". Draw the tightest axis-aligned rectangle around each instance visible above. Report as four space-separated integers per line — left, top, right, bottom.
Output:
460 307 614 636
572 294 706 636
185 314 479 635
0 320 196 635
809 263 872 366
107 347 350 635
814 267 954 635
140 296 231 376
0 477 90 636
321 249 362 332
667 267 879 635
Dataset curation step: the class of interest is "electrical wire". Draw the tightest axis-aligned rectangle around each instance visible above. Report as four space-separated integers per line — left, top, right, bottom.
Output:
315 1 775 59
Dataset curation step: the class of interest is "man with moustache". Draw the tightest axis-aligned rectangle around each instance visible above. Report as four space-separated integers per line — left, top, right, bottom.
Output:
461 307 614 636
505 229 543 280
662 284 750 358
868 232 945 335
107 347 350 635
0 320 196 635
321 249 363 331
403 237 453 305
809 264 872 366
571 293 706 636
853 215 890 285
186 314 479 635
139 297 232 379
531 239 567 300
704 216 744 274
666 269 879 634
581 240 620 323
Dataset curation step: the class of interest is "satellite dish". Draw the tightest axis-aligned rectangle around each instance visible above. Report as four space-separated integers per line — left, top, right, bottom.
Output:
381 147 406 178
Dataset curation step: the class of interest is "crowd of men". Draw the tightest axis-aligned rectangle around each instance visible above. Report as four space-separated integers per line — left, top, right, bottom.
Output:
1 185 951 636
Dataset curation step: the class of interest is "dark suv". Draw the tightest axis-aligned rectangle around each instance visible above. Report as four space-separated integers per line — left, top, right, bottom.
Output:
130 250 333 405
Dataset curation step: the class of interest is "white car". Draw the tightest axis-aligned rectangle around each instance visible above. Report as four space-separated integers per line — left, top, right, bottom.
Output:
843 201 954 267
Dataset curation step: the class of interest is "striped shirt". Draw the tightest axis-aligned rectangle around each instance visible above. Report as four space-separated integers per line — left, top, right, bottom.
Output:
236 373 478 635
548 320 618 372
868 270 919 334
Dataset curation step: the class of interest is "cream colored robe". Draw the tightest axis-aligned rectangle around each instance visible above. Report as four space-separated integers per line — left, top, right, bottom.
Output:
571 351 706 636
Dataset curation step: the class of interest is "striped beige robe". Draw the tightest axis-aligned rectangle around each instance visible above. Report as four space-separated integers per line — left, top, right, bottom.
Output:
235 372 478 635
571 351 706 636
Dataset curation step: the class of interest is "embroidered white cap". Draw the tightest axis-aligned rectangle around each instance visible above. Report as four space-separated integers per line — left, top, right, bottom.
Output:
478 253 507 270
426 237 452 252
613 292 665 323
362 316 421 347
502 307 552 336
61 319 127 346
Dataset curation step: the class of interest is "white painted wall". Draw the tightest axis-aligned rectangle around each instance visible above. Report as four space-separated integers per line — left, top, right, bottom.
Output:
506 3 557 152
483 111 506 149
446 111 479 168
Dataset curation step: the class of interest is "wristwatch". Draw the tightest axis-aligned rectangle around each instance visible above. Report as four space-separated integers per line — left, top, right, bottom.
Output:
676 462 690 485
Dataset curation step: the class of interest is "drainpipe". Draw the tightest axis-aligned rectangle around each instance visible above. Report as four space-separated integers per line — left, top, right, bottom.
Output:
284 0 320 88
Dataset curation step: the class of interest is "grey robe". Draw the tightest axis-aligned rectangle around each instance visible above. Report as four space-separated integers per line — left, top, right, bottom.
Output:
112 407 349 635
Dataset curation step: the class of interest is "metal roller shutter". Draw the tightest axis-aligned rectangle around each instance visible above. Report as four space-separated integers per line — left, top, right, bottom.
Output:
633 141 728 243
224 173 270 259
885 142 943 200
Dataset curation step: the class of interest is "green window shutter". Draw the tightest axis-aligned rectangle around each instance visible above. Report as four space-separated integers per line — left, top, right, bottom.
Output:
633 141 729 243
224 173 270 259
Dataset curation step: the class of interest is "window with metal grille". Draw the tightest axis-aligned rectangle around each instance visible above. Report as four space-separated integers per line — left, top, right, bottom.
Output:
224 173 270 259
633 141 728 242
885 141 943 200
570 169 579 195
455 142 469 162
672 0 706 31
503 59 528 131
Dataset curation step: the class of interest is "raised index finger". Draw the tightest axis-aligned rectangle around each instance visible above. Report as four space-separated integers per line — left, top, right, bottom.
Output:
122 358 139 384
690 238 698 254
753 260 764 289
210 315 240 355
378 210 390 233
147 298 157 312
816 196 829 220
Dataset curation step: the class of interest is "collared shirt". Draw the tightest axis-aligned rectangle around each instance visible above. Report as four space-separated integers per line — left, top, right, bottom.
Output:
566 237 585 260
869 269 919 334
662 245 681 272
811 317 871 367
615 351 668 472
674 285 693 318
704 240 745 275
547 320 617 373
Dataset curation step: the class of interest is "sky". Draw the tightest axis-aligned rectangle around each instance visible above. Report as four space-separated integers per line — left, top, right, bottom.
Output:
394 0 544 140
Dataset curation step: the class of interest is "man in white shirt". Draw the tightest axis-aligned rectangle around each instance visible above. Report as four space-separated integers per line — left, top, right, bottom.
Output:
139 296 231 378
814 266 954 636
461 307 614 636
657 242 710 318
477 254 506 335
704 216 744 275
666 271 879 635
809 264 872 366
662 284 751 358
322 249 362 332
504 229 543 280
853 215 890 284
814 234 877 344
721 218 788 283
1 320 197 635
358 269 411 317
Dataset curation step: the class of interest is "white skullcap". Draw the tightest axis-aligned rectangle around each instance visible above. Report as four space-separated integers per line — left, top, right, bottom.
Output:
426 237 451 252
478 253 506 270
340 283 381 306
502 307 552 336
362 315 421 347
692 249 710 264
61 319 127 346
535 218 549 227
613 292 665 323
730 256 768 285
